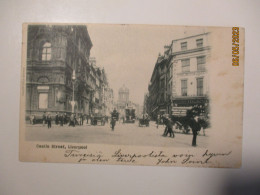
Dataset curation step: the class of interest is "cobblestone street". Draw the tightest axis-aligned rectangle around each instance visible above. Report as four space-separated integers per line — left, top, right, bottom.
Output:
26 121 209 148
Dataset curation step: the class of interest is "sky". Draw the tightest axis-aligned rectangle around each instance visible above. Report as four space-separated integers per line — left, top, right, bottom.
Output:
87 24 205 105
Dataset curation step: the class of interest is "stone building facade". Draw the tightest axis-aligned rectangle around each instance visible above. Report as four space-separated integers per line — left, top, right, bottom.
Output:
88 57 114 116
26 25 113 119
147 32 210 119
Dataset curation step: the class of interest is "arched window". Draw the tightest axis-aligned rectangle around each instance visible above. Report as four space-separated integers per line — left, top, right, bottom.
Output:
41 42 51 61
38 76 49 84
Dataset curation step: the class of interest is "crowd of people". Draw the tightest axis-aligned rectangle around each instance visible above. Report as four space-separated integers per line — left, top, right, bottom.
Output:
34 112 92 128
159 104 208 147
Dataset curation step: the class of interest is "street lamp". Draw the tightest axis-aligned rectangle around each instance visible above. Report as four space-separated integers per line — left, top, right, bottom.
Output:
71 69 76 113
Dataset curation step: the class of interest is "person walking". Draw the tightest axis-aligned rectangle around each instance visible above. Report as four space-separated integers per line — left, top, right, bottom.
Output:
69 113 75 127
47 114 52 129
30 115 35 125
190 115 201 147
59 113 64 126
111 109 118 131
55 112 59 125
163 117 175 138
42 112 46 126
80 114 84 125
157 115 160 129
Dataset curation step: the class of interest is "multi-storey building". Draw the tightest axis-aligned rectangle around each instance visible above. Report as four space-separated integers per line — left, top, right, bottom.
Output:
104 87 114 116
100 68 114 116
147 51 172 119
147 32 210 119
26 25 92 118
26 25 113 120
143 93 149 114
88 57 114 116
170 33 210 111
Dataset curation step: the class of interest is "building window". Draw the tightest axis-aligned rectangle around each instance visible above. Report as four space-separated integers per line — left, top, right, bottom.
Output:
181 42 187 51
41 42 51 61
196 39 203 48
197 56 206 71
181 80 187 96
181 59 190 72
197 78 203 96
39 93 48 109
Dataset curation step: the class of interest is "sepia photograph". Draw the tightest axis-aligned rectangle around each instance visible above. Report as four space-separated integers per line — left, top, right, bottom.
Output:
20 23 244 167
2 1 260 194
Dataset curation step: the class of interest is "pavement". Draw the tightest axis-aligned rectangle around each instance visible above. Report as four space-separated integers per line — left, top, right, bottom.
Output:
25 121 209 148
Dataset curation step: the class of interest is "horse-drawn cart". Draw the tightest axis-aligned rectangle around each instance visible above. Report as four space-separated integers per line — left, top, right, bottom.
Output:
139 115 150 127
171 106 210 134
91 114 106 126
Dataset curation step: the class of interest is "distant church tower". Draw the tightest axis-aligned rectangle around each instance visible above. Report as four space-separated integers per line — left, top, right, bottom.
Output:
118 85 129 104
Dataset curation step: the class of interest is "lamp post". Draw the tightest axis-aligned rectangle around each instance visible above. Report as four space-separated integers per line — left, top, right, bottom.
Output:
71 70 76 113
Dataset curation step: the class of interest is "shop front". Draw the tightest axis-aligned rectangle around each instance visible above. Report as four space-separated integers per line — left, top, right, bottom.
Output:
172 96 209 116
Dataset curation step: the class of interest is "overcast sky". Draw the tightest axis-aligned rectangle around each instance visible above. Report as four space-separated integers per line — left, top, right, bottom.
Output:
87 24 205 105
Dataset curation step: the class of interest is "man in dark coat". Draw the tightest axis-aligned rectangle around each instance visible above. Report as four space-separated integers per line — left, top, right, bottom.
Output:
47 114 52 129
59 113 64 126
42 112 47 126
190 115 201 147
163 117 175 138
55 112 59 125
111 109 118 131
80 114 84 125
69 113 75 127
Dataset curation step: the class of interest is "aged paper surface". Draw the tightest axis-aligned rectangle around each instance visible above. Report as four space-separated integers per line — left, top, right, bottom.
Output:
20 23 244 167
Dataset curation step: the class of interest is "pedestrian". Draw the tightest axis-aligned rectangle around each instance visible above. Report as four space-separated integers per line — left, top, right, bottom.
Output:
30 115 35 125
86 115 89 124
55 112 59 125
157 115 160 129
80 114 84 125
64 113 68 124
47 114 52 128
42 112 46 126
69 113 75 127
59 113 64 126
163 117 175 138
189 115 201 147
111 117 116 131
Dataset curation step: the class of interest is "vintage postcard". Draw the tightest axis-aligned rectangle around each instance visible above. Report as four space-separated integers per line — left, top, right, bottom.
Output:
20 23 244 168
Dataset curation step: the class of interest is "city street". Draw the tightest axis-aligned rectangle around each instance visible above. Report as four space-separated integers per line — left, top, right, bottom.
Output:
25 121 209 148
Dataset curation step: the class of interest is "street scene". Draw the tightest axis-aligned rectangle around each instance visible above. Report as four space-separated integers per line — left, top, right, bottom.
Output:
25 24 211 148
26 121 209 148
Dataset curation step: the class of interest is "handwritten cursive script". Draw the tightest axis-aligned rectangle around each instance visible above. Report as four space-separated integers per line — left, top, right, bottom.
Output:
61 147 233 166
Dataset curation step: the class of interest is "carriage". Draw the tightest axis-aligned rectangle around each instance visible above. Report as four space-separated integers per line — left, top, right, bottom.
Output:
123 108 136 123
138 115 150 127
91 113 106 126
171 106 210 134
